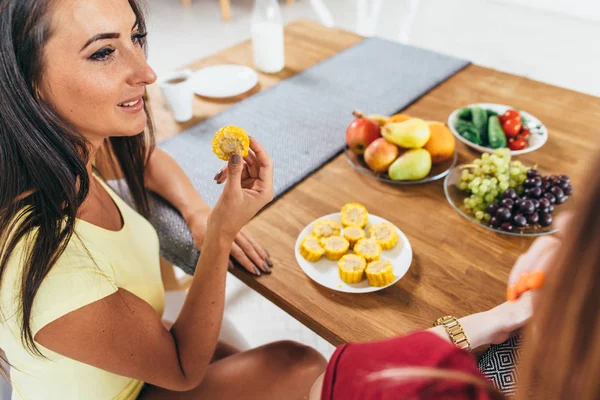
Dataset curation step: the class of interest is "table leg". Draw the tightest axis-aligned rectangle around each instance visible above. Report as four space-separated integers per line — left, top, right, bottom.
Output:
356 0 383 37
398 0 420 43
356 0 368 35
220 0 231 21
309 0 335 27
366 0 383 36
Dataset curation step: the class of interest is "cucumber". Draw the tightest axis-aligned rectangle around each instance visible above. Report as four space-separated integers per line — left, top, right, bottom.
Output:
486 109 499 118
455 120 481 145
457 107 472 121
488 116 507 149
472 107 488 140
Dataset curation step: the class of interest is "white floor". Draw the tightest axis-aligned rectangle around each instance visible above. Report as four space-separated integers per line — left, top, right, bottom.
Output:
148 0 600 360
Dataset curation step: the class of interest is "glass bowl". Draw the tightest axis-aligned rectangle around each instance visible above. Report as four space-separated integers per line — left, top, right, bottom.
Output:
443 165 559 236
344 147 457 185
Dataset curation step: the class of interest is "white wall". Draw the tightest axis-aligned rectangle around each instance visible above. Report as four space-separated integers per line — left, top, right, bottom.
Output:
496 0 600 22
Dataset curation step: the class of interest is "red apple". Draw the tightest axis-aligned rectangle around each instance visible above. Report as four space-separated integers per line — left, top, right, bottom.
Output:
364 138 399 172
346 118 381 154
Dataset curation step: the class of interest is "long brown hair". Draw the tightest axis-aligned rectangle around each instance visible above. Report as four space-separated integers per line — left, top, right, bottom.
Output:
0 0 154 365
517 152 600 399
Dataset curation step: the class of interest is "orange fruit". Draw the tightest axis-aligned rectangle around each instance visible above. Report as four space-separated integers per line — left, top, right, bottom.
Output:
386 113 411 124
423 122 455 164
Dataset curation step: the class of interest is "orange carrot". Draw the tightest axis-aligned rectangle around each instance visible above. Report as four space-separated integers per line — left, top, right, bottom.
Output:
506 285 518 301
516 273 529 295
526 271 545 290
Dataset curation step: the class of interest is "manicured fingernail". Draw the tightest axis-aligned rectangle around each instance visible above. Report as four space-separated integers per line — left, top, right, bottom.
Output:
231 154 241 164
254 267 261 276
263 263 271 274
266 257 273 267
214 170 223 180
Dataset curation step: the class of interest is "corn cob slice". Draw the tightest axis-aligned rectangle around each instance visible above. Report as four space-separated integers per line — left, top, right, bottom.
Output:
353 238 382 262
338 254 367 284
366 260 395 287
312 219 341 239
368 222 399 250
212 126 250 161
321 236 350 260
340 203 369 228
343 226 366 249
299 235 325 262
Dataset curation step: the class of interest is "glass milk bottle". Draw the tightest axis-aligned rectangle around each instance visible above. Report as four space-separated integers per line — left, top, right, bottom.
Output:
251 0 285 73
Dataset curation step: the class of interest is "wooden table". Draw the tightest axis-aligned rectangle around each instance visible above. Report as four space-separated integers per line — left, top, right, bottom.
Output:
148 20 600 346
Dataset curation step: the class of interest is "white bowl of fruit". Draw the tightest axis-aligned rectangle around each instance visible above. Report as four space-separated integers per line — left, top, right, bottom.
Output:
344 111 457 184
444 149 573 235
448 103 548 156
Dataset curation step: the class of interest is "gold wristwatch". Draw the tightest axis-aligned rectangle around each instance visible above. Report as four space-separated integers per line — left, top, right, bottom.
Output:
433 316 471 351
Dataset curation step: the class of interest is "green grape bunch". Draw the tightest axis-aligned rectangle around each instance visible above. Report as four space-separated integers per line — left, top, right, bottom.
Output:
458 149 530 221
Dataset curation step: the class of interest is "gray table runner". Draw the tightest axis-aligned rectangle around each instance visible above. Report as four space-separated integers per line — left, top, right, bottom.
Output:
113 37 469 273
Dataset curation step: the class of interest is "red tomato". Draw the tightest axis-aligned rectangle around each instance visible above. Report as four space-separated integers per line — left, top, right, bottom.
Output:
508 138 527 151
519 127 530 140
502 119 522 137
500 109 521 124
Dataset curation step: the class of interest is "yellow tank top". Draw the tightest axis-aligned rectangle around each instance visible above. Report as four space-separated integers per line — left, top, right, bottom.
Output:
0 177 165 399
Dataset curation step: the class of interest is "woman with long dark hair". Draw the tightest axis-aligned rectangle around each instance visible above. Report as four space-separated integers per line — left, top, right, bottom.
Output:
0 0 326 398
310 151 600 399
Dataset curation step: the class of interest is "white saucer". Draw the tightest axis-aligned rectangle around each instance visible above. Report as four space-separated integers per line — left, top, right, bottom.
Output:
190 65 259 98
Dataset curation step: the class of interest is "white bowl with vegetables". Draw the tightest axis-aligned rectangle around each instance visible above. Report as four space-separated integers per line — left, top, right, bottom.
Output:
448 103 548 156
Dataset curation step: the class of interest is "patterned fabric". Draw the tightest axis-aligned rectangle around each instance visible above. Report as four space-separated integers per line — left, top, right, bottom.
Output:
132 37 469 273
478 335 523 398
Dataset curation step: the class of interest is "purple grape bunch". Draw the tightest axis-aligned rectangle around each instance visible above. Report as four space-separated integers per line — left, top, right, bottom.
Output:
486 169 573 232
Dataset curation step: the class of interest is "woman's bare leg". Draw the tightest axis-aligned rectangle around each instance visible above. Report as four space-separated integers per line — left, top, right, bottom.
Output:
211 341 239 363
163 319 239 362
309 373 324 400
138 341 326 400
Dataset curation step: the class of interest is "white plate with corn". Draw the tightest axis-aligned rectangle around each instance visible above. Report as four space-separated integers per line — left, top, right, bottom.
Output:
295 204 413 293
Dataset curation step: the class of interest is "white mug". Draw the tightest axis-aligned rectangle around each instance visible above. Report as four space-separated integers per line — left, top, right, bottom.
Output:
158 69 194 123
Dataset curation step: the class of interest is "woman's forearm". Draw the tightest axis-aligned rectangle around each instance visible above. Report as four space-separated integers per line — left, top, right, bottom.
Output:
427 312 500 350
145 147 211 222
168 226 233 390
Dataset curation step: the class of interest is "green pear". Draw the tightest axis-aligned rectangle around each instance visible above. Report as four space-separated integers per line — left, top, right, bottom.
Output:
388 149 432 181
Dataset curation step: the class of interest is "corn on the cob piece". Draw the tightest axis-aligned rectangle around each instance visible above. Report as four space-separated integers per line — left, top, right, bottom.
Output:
312 219 341 239
366 260 395 287
343 226 366 249
340 203 369 228
368 222 399 250
338 254 367 284
299 235 325 262
321 236 350 260
212 126 250 161
353 238 382 262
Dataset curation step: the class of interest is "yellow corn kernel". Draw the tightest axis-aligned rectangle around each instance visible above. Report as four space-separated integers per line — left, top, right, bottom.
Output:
340 203 369 228
338 254 367 284
312 219 341 239
368 222 399 250
321 236 350 260
353 238 382 262
366 260 395 287
212 126 250 161
299 235 325 262
343 226 366 249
